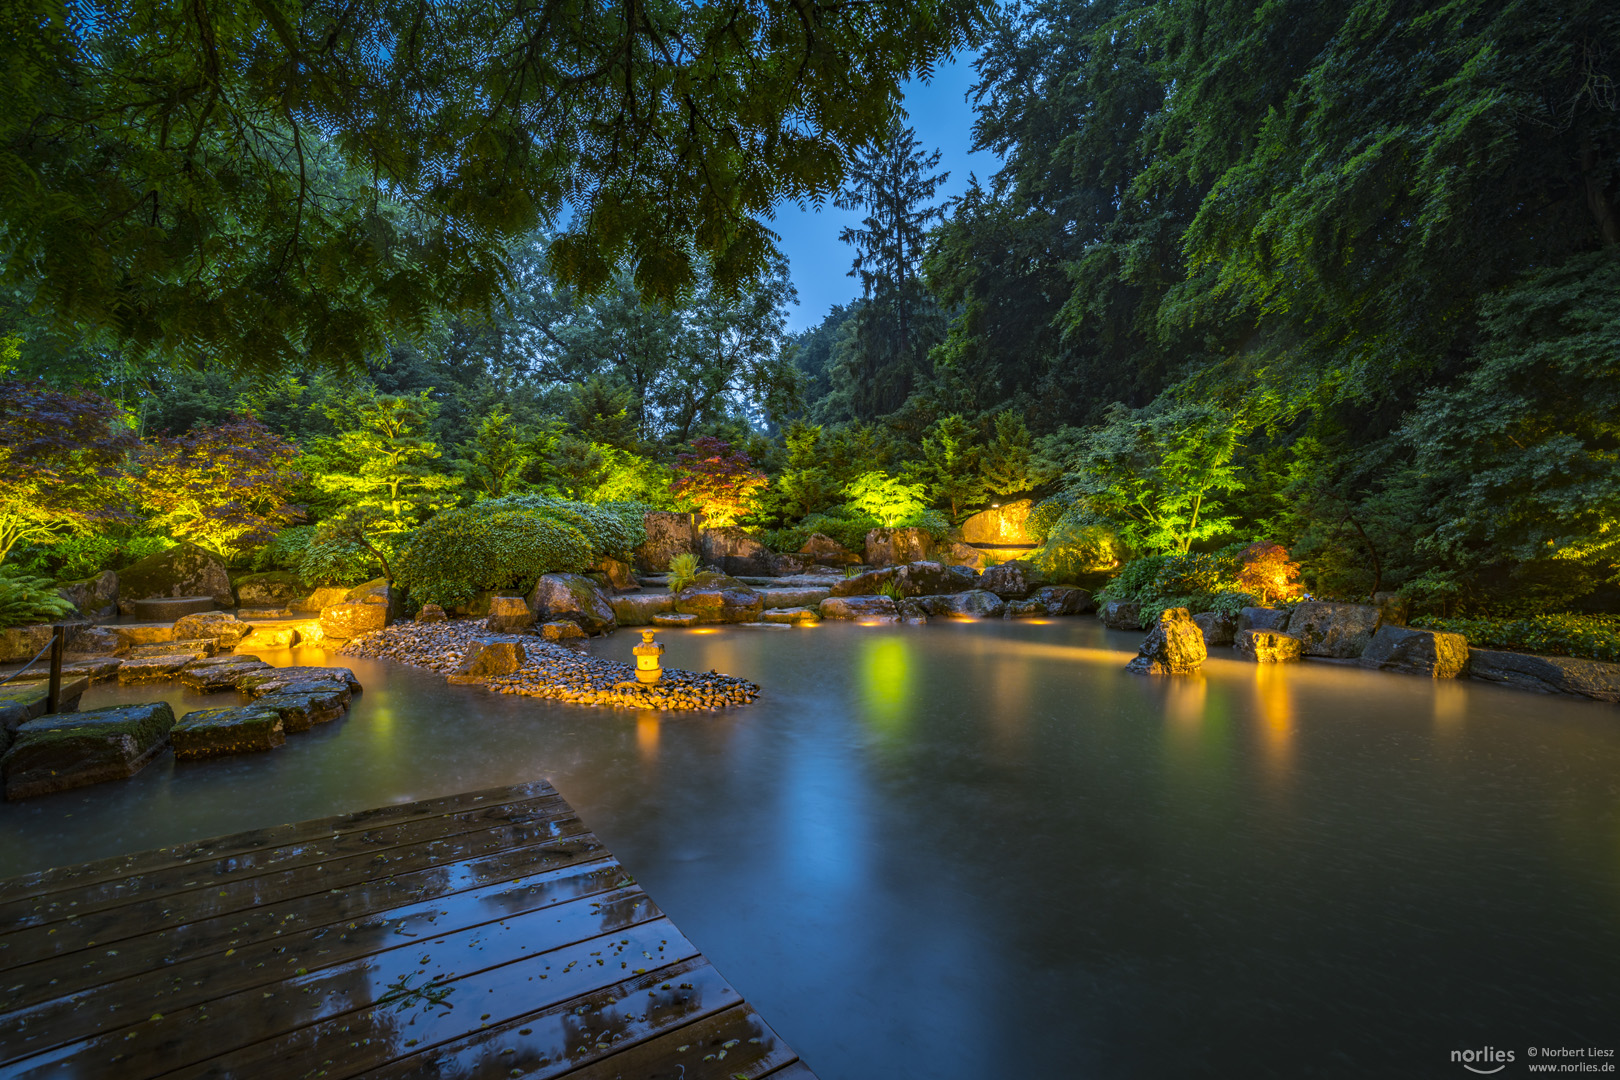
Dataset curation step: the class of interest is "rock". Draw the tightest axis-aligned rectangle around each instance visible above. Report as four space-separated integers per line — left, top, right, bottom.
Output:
1373 591 1409 627
0 677 88 731
1288 601 1382 658
1234 629 1303 663
1100 601 1144 631
759 586 834 609
65 626 125 658
980 560 1038 599
767 552 817 576
416 603 448 623
4 657 123 684
448 592 496 618
1467 649 1620 702
651 612 700 628
760 607 819 624
117 654 196 683
4 703 174 798
289 586 350 614
0 624 55 664
1360 625 1469 678
57 570 118 618
1192 610 1237 647
116 543 233 613
864 527 935 568
1032 585 1094 615
108 623 175 651
939 541 988 571
173 611 253 650
1237 607 1293 633
233 571 307 608
172 706 285 759
674 572 762 624
448 639 528 683
236 624 300 651
818 595 901 621
129 638 215 659
129 595 216 621
319 602 388 641
900 590 1007 620
253 686 349 731
959 500 1035 545
485 595 536 633
829 567 898 597
634 511 699 572
238 666 362 695
798 533 862 567
539 621 588 643
527 573 617 634
597 557 639 592
180 659 273 692
610 593 675 626
896 561 979 597
345 578 405 618
699 527 775 577
1126 607 1207 675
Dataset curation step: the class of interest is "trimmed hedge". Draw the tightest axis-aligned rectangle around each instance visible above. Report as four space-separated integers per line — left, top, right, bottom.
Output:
474 495 647 563
395 507 592 607
1411 614 1620 664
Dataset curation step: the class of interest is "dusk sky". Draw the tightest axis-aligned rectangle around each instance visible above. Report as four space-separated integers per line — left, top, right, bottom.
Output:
772 50 1002 332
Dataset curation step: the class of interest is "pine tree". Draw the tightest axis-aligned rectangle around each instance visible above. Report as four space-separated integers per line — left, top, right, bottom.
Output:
918 414 984 521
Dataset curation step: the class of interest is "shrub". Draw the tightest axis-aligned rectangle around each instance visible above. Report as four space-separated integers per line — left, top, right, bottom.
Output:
475 494 645 563
13 533 174 581
1098 548 1249 622
1026 492 1078 544
895 507 951 541
0 569 76 629
762 509 879 556
253 525 381 587
670 436 768 527
1410 614 1620 664
843 471 928 528
1235 542 1304 605
667 553 700 593
1031 521 1121 583
395 506 592 607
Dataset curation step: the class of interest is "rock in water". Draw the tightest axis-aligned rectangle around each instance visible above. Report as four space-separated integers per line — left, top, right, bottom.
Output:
1126 607 1207 675
610 593 675 626
180 658 272 692
528 573 618 634
484 595 536 633
760 607 819 624
1100 601 1144 631
1237 607 1293 633
980 560 1037 600
254 686 351 731
173 611 253 650
674 572 763 624
173 706 285 758
1286 602 1382 658
901 590 1006 620
1235 629 1303 663
652 612 700 628
700 526 775 577
237 666 362 695
0 678 89 729
449 640 528 683
1466 649 1620 702
818 595 900 622
2 703 175 799
233 571 307 608
1193 610 1237 647
1360 625 1470 678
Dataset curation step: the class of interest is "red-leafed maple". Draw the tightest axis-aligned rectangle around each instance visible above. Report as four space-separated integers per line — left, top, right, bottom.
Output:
669 436 768 528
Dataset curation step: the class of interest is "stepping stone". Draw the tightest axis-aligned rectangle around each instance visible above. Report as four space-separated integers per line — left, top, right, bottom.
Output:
236 626 300 650
759 607 819 624
117 654 195 683
179 659 272 692
651 612 699 628
129 596 216 620
172 706 285 759
109 623 176 650
2 702 175 799
237 666 362 695
186 654 264 668
128 638 217 660
736 622 793 631
4 657 123 683
253 686 349 732
0 677 90 730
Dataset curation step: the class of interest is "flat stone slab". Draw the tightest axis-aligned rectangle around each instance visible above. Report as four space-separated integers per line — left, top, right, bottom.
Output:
172 706 286 759
2 657 123 683
0 677 89 731
1468 648 1620 702
109 623 176 649
651 612 699 628
2 702 175 800
179 659 273 692
759 607 819 624
129 596 216 621
236 625 301 650
128 638 217 659
253 687 349 732
237 666 362 695
116 654 195 683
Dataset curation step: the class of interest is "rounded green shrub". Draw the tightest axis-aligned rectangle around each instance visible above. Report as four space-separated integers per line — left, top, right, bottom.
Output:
395 506 592 607
472 495 646 563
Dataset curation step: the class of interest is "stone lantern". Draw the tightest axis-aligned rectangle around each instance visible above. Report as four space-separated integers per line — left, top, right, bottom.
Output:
632 629 665 684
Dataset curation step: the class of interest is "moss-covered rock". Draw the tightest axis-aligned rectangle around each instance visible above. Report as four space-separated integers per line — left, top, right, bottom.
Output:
238 666 361 695
3 702 175 799
610 593 675 626
527 573 617 634
0 624 55 664
172 706 285 759
115 543 232 614
675 573 762 624
252 687 349 731
1361 625 1470 678
819 595 900 621
179 658 272 692
1126 607 1207 675
0 677 88 731
57 570 118 618
233 571 307 608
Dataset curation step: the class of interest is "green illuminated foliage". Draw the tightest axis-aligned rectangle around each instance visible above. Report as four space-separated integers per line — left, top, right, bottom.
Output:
135 415 301 560
671 437 768 528
0 568 76 629
843 471 928 529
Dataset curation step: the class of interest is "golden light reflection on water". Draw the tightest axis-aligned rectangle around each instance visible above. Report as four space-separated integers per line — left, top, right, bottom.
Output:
636 715 660 758
1253 663 1294 779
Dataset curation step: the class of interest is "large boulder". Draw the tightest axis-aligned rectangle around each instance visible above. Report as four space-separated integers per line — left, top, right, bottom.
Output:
902 590 1007 620
819 595 900 622
116 543 232 613
173 611 253 650
289 586 350 614
864 528 935 568
610 593 675 626
829 566 898 597
798 533 862 567
1237 607 1293 633
57 571 118 618
1004 585 1093 618
1288 601 1382 658
1126 607 1207 675
1467 649 1620 702
980 560 1039 599
1235 629 1303 663
940 541 988 571
527 573 617 634
234 571 307 608
596 557 639 593
318 602 387 641
448 639 528 683
1099 601 1144 631
699 527 775 577
1360 625 1470 678
3 702 174 800
959 499 1035 545
634 511 698 572
172 706 285 759
1192 610 1237 647
485 595 536 633
0 624 55 664
674 572 763 624
894 561 978 597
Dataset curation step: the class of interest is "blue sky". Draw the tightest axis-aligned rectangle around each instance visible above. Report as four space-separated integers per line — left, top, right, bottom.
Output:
771 52 1002 332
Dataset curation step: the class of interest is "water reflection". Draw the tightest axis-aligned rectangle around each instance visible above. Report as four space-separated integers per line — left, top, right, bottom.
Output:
860 634 912 739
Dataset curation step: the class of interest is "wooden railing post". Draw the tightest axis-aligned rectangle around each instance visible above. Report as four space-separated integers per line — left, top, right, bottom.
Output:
45 624 65 714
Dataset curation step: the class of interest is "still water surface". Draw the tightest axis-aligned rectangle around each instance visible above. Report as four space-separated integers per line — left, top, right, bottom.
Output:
1 620 1616 1077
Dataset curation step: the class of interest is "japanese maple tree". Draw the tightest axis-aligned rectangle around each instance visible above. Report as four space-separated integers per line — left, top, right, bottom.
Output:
137 414 302 559
669 436 767 528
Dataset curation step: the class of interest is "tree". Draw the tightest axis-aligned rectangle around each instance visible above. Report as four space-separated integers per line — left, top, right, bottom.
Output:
136 415 302 559
773 422 842 520
3 0 987 371
457 407 533 500
917 414 983 520
0 381 135 565
979 411 1034 498
844 471 928 528
670 437 768 528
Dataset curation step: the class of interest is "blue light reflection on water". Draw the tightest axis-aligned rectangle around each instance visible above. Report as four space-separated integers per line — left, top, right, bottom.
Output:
1 619 1617 1078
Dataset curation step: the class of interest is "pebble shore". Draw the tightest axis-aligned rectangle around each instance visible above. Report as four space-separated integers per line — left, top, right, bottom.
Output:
338 619 760 712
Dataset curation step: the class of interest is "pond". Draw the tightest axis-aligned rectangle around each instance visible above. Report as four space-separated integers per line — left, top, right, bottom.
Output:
2 619 1617 1077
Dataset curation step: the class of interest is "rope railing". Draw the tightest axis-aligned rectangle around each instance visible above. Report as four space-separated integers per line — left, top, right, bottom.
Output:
0 624 67 713
0 634 57 686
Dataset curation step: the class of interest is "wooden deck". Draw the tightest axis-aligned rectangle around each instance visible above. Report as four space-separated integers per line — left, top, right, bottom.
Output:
0 782 817 1079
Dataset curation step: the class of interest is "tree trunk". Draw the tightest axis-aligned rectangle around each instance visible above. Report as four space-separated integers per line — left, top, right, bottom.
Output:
1583 144 1619 246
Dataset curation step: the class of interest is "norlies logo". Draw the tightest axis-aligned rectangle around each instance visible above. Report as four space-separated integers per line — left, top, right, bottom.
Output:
1454 1047 1516 1074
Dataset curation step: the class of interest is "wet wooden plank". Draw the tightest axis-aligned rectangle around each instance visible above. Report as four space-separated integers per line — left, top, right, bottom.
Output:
0 783 817 1080
0 781 557 904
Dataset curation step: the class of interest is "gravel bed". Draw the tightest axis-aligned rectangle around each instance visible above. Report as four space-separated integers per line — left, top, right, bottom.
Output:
338 619 759 712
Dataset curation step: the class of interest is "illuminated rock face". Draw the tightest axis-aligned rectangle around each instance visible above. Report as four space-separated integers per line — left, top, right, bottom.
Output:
634 511 699 572
115 543 233 614
527 573 618 634
1234 629 1303 663
1360 626 1471 678
1288 602 1382 658
1126 607 1207 675
959 500 1034 545
449 639 528 683
484 595 536 633
1237 606 1292 634
674 573 763 624
818 595 900 621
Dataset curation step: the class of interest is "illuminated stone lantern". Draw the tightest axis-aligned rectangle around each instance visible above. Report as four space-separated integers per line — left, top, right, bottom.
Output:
633 629 665 685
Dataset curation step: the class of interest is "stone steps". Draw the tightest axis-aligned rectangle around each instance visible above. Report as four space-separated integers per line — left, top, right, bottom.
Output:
128 639 217 659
